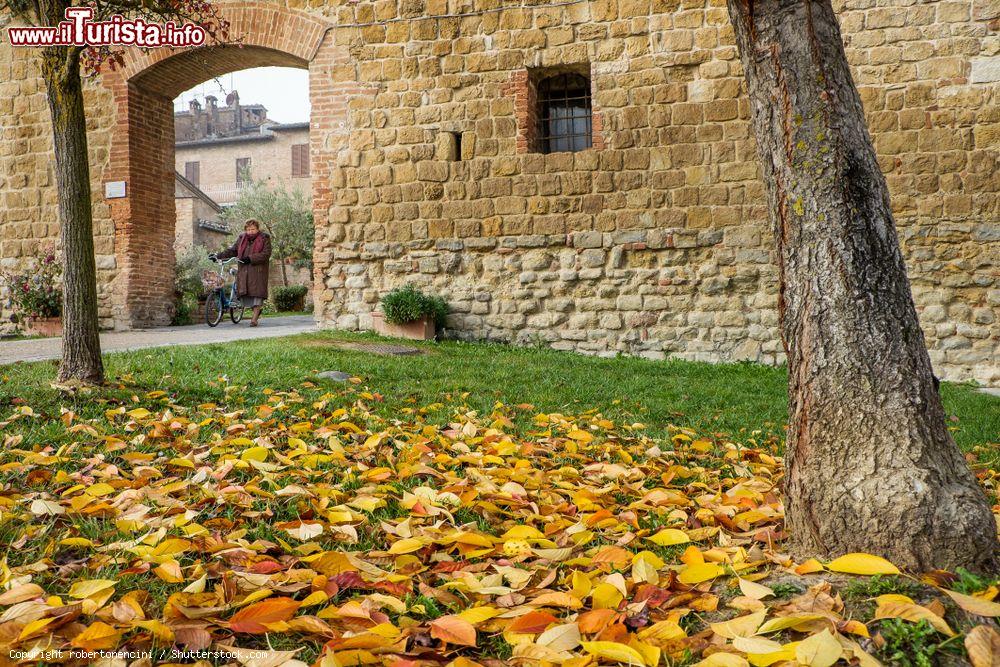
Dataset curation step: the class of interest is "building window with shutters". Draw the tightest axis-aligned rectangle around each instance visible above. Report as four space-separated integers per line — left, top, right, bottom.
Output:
536 72 593 154
236 157 251 183
291 144 309 177
184 161 200 187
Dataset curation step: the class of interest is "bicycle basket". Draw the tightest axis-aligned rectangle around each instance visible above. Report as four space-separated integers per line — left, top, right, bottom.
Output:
201 270 223 290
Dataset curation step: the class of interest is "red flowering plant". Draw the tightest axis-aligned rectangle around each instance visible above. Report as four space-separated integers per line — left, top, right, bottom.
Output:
2 244 62 322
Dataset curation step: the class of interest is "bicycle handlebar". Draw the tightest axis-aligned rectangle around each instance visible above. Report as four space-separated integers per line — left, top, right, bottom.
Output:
213 257 239 265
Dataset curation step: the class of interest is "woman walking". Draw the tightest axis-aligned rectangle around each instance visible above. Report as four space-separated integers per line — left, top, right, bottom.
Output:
210 219 272 326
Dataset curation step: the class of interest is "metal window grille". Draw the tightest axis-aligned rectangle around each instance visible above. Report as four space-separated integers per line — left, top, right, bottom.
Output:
236 157 251 183
537 73 592 154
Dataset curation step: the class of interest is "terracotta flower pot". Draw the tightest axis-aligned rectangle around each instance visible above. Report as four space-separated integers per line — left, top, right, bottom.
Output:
25 316 61 337
371 312 435 341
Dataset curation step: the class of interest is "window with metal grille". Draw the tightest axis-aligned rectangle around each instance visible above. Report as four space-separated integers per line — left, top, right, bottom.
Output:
537 73 592 153
291 144 309 177
236 157 251 183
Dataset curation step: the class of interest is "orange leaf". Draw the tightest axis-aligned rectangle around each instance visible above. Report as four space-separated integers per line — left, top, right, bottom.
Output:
507 610 559 634
429 615 477 646
229 597 300 634
578 608 619 634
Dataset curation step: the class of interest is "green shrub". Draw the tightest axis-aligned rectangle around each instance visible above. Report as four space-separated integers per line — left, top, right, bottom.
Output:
273 285 308 312
173 246 218 325
380 285 448 328
171 293 197 326
175 245 217 301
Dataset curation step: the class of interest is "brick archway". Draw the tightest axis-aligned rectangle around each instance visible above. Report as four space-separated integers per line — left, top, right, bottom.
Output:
99 3 344 328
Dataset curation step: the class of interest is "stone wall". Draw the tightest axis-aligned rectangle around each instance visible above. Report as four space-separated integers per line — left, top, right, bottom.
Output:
0 33 120 331
1 0 997 383
314 0 1000 385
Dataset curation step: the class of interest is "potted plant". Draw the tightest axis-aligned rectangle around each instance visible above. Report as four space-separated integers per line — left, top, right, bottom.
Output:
373 285 448 341
2 245 62 337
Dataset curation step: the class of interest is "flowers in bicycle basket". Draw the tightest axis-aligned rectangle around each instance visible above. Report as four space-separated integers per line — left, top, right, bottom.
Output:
1 243 61 322
201 270 224 290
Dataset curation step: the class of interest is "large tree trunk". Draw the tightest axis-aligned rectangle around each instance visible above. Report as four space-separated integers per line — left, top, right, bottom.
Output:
40 46 105 384
726 0 997 572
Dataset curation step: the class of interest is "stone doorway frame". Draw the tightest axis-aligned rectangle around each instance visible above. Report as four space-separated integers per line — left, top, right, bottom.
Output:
97 4 346 329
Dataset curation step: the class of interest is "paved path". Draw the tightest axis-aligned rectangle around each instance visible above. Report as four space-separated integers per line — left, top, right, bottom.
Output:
0 315 317 366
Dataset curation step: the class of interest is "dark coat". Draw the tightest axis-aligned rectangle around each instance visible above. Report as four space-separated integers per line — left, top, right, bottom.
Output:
217 232 272 299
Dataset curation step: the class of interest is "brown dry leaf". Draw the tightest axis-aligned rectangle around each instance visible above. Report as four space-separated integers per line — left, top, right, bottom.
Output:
965 625 1000 667
874 600 955 636
941 588 1000 617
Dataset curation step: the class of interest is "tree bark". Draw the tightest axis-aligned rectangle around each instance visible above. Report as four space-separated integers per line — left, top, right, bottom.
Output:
40 44 105 383
725 0 997 572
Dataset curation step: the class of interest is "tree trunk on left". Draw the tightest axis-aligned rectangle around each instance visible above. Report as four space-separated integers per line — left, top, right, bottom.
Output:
40 45 104 383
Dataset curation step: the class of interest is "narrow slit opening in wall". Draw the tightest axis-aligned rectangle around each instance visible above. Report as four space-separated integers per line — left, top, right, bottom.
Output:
452 132 463 161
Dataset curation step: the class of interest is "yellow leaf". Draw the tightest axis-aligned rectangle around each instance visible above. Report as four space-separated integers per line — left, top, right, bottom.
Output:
875 600 955 636
678 562 723 585
503 525 545 541
732 635 783 654
18 617 56 641
457 606 500 624
738 578 774 600
637 619 686 643
537 622 582 652
72 621 122 650
965 625 1000 667
757 614 827 633
648 529 690 547
68 579 116 599
710 610 766 639
941 588 1000 617
134 619 175 643
571 570 592 599
581 640 647 666
87 482 115 497
794 629 843 667
875 594 914 605
240 446 269 462
154 560 184 583
58 537 94 548
592 582 624 609
826 553 900 576
388 537 424 554
692 653 750 667
745 647 796 667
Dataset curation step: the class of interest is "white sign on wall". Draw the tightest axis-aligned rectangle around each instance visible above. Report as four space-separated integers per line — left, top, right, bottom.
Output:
104 181 126 199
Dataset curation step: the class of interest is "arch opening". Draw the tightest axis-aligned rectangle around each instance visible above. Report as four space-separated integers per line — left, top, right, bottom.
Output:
100 5 340 329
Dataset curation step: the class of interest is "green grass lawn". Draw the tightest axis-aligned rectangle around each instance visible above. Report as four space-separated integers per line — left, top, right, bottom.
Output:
2 330 997 461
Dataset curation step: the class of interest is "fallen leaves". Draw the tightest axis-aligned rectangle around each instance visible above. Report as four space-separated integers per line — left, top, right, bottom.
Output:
0 379 995 665
826 553 901 576
229 597 301 634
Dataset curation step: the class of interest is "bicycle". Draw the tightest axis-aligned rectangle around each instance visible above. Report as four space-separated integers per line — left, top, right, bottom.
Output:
201 257 247 327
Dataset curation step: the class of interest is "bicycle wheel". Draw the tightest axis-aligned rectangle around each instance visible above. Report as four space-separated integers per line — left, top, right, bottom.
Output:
205 289 224 327
230 302 246 323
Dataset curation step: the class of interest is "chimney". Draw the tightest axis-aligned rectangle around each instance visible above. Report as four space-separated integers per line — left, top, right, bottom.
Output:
226 90 242 133
189 99 201 114
205 96 218 136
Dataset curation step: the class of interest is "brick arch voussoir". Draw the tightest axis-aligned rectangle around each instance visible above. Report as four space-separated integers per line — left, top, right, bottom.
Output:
117 2 330 96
